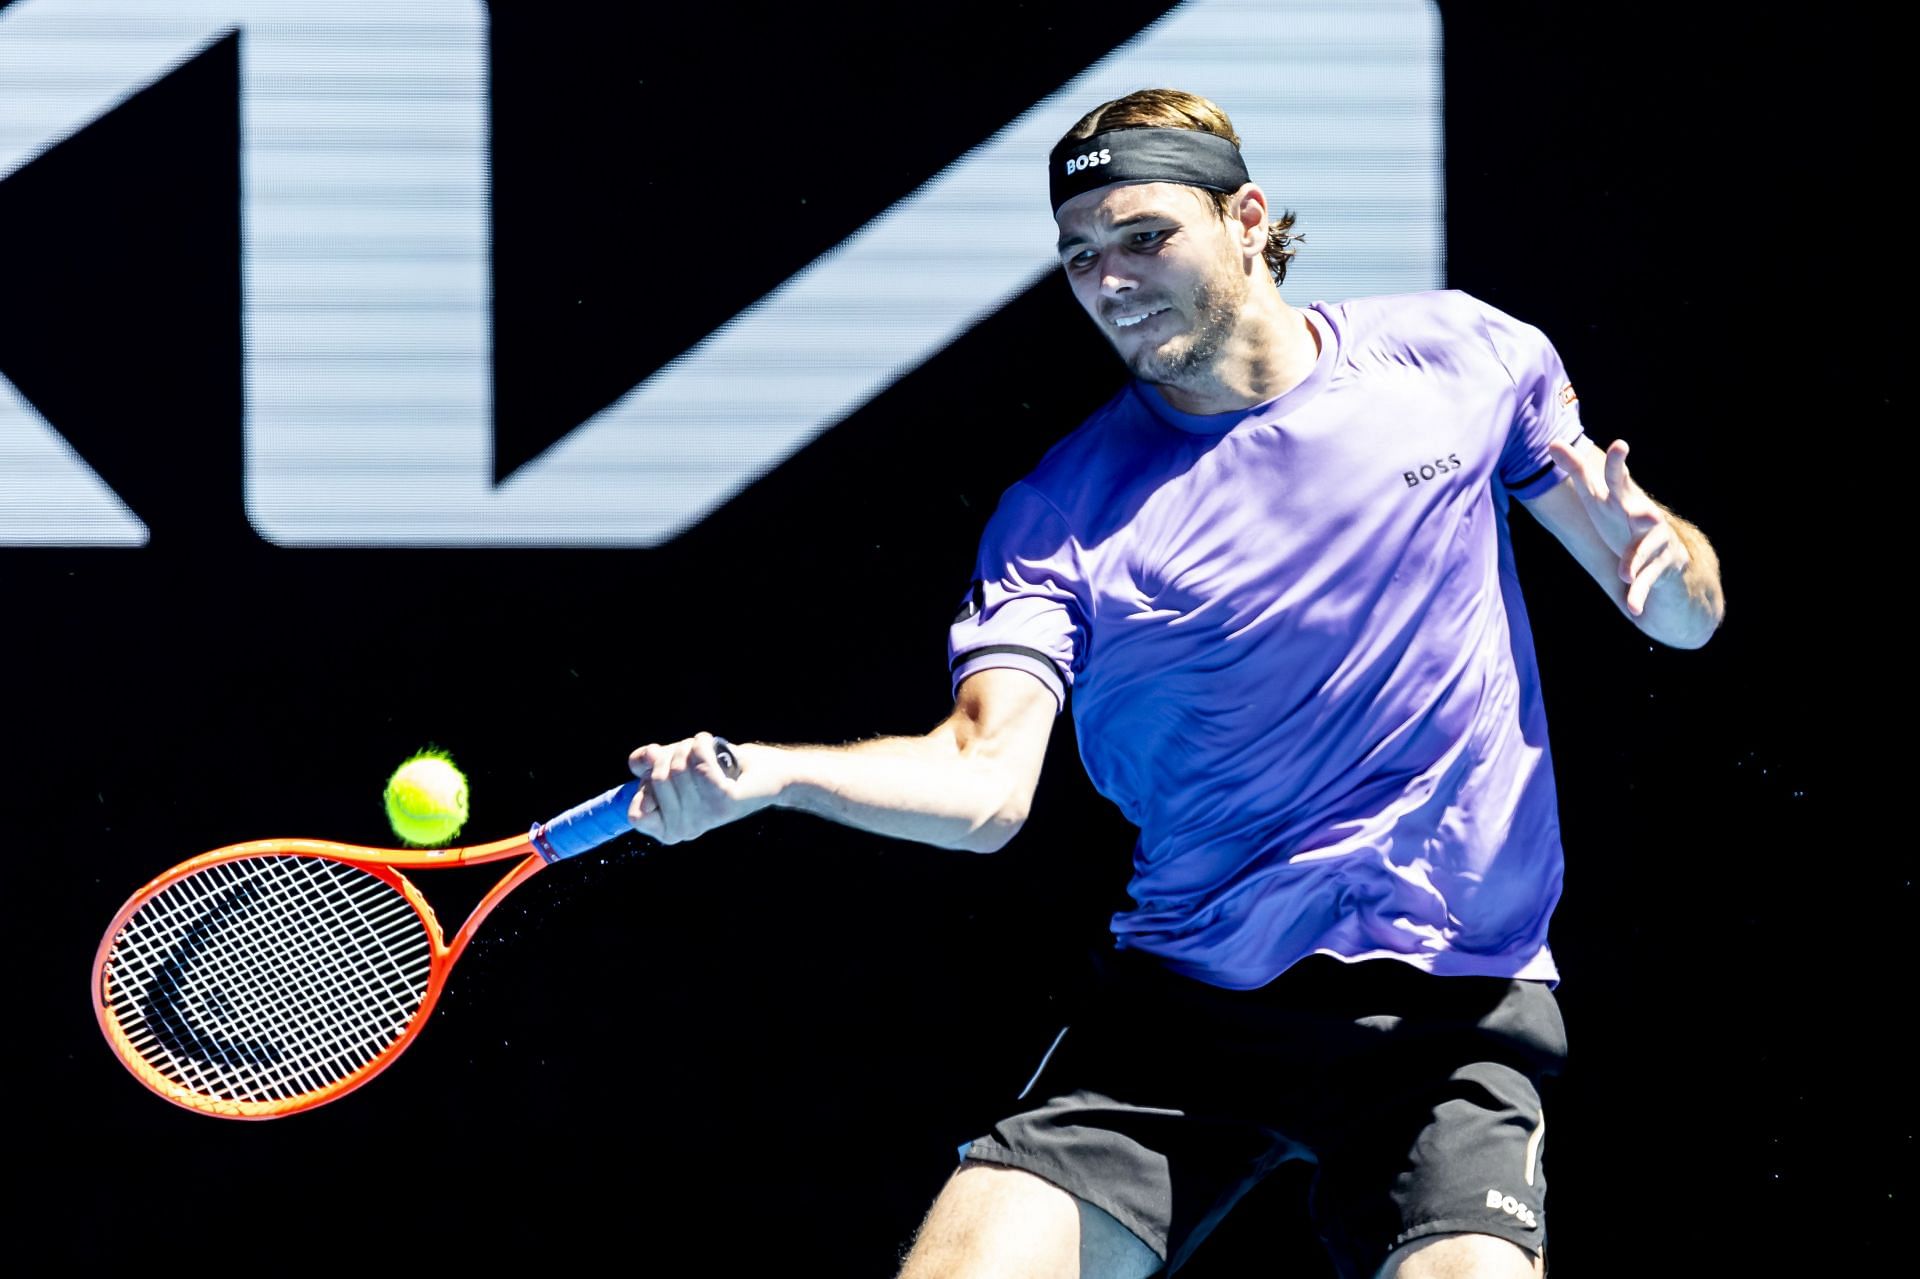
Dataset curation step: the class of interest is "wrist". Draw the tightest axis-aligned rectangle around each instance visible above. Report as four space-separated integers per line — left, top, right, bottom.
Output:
733 741 799 811
1638 570 1722 649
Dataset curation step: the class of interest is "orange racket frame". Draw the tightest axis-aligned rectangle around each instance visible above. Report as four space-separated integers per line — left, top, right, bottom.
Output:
93 831 547 1119
94 742 737 1120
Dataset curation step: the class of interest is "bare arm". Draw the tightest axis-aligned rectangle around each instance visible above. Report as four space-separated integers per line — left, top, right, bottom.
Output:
1521 435 1726 649
627 667 1058 852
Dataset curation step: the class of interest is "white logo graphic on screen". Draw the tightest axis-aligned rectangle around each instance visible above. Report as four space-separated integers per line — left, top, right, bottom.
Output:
0 0 1442 546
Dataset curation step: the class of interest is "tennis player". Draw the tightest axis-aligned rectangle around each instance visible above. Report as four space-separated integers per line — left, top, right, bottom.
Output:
628 88 1725 1278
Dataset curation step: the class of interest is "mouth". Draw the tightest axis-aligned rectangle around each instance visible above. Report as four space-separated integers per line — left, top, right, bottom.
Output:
1108 305 1170 330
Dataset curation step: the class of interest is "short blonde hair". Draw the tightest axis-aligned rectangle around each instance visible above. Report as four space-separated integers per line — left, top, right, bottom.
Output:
1058 88 1301 285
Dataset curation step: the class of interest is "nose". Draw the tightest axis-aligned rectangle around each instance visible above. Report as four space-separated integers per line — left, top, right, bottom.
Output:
1097 255 1137 299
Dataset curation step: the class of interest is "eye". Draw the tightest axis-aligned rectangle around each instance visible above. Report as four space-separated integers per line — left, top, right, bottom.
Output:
1129 228 1171 250
1065 248 1097 270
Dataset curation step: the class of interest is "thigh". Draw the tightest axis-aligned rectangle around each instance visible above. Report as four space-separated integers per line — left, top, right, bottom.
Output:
898 1162 1081 1278
899 1161 1164 1279
953 955 1326 1271
1310 1059 1551 1278
963 1086 1300 1274
1302 973 1566 1278
1380 1230 1543 1279
952 956 1564 1276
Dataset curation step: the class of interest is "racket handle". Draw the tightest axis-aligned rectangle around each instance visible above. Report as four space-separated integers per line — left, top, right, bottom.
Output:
530 738 741 863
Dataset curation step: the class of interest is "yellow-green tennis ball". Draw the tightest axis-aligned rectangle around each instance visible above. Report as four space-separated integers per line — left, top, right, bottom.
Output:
384 750 470 847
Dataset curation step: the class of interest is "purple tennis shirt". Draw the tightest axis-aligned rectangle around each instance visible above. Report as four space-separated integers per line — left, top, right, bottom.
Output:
947 290 1589 989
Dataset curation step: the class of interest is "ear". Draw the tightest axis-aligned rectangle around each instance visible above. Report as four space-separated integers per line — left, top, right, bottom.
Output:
1229 182 1269 263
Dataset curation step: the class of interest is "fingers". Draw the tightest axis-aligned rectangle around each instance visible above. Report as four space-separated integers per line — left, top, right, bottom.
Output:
689 730 731 782
1625 556 1663 615
1603 438 1631 492
1626 518 1664 583
1549 437 1608 504
1555 435 1679 615
627 743 663 835
1546 439 1583 488
652 738 694 836
1621 520 1690 616
1546 438 1582 473
626 734 740 844
1600 439 1662 516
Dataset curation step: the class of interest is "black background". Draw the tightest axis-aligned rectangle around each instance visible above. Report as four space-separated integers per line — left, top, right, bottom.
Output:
2 2 1896 1272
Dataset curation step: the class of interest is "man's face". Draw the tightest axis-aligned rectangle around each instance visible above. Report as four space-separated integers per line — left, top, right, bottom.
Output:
1054 181 1250 388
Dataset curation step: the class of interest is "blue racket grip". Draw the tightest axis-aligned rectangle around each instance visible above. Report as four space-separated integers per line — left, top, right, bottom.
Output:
530 738 740 863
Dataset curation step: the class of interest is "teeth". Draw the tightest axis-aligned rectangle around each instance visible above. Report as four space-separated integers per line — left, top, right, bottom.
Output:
1112 307 1165 328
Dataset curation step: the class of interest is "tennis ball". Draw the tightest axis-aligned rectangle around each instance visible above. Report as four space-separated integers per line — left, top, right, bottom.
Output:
384 750 470 847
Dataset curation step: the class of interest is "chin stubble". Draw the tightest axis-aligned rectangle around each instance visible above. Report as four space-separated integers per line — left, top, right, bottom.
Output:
1127 270 1246 389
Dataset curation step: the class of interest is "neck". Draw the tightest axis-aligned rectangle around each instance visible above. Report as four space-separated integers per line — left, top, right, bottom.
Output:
1152 291 1319 416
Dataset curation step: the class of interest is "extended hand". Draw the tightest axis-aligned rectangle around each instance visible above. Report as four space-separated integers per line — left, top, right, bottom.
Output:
1546 437 1692 618
627 732 774 844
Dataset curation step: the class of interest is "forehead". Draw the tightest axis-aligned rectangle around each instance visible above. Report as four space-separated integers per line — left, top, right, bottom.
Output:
1053 180 1214 237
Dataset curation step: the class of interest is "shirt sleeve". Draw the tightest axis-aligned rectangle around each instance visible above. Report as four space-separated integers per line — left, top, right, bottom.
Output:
946 481 1086 713
1477 298 1591 502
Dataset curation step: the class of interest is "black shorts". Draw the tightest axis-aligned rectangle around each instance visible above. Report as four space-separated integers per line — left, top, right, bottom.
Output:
960 950 1567 1277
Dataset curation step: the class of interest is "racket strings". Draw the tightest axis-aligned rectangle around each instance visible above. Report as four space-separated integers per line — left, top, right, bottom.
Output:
102 856 436 1104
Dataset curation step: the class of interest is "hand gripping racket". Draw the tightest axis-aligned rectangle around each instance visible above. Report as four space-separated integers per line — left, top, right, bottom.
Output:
92 742 738 1120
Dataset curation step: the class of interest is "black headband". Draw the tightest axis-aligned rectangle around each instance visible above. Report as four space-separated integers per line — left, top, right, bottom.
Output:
1049 126 1251 213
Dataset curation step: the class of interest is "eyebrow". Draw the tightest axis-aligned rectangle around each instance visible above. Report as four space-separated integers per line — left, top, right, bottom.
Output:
1055 211 1177 255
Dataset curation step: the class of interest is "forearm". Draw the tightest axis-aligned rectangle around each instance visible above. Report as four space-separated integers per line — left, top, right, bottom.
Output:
1632 506 1726 649
742 725 1036 853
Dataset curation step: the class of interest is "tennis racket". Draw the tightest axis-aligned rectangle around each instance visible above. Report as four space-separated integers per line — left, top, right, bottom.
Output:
92 741 739 1120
